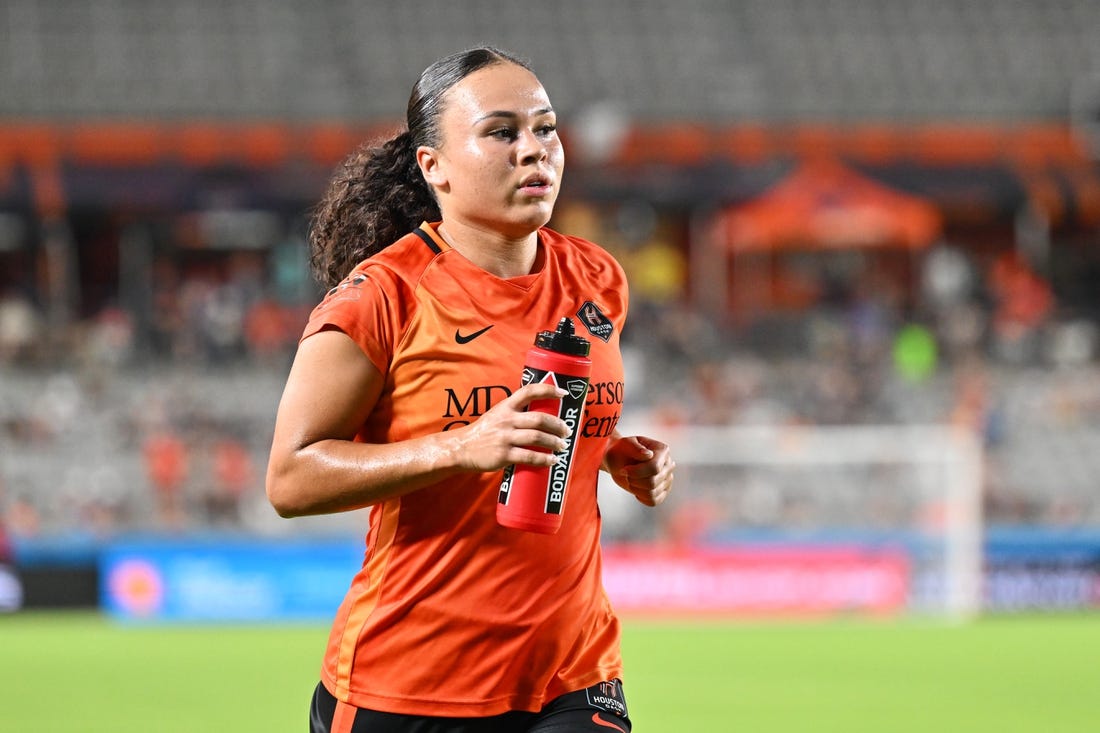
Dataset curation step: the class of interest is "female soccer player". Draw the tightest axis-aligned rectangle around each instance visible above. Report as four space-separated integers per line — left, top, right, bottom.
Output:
266 47 674 733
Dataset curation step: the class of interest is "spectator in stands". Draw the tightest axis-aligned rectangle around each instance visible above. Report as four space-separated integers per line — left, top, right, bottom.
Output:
987 251 1054 363
203 433 256 525
81 304 134 372
2 494 40 538
0 287 41 365
243 293 296 365
266 47 673 733
142 426 189 528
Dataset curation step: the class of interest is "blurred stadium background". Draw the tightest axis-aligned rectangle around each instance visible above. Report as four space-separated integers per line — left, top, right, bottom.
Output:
2 0 1100 627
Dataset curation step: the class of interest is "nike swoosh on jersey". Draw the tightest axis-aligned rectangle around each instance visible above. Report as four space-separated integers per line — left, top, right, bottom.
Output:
454 325 494 344
591 713 628 732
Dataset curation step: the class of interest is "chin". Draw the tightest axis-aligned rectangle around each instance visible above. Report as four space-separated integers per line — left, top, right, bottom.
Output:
503 211 554 237
527 202 558 228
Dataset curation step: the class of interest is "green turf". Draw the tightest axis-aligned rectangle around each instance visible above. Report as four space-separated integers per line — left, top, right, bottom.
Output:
621 616 1100 732
2 612 1098 732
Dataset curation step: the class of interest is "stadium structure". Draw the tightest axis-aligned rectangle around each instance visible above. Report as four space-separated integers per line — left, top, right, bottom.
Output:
1 1 1099 617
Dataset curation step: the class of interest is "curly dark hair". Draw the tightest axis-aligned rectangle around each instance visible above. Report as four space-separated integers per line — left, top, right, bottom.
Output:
308 47 532 288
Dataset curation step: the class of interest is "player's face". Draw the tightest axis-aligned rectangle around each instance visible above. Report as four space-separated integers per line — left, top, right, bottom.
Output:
425 62 564 238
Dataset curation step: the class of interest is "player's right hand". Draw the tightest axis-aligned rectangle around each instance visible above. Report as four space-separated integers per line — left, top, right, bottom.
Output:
451 383 571 471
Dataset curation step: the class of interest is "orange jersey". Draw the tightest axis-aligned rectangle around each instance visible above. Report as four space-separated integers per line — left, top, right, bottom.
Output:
301 222 629 717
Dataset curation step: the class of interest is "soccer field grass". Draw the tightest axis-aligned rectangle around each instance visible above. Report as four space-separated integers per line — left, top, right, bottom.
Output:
2 612 1098 732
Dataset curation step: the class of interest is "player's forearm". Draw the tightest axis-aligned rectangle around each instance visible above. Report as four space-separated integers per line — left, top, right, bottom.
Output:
266 432 464 518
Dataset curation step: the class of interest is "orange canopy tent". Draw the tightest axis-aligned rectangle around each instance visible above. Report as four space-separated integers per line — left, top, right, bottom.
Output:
695 160 944 315
715 160 943 252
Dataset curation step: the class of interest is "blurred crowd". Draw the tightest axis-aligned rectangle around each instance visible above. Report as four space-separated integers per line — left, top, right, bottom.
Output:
2 206 1100 542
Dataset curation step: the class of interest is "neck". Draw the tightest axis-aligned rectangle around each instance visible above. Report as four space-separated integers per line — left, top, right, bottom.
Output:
437 221 539 278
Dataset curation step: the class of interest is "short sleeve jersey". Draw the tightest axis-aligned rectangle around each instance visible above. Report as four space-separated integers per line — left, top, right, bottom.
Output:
301 223 629 717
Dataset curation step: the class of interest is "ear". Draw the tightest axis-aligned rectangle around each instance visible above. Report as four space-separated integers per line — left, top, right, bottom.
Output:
416 146 449 192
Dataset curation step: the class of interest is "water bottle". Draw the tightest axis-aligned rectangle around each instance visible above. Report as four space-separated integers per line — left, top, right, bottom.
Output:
497 317 591 534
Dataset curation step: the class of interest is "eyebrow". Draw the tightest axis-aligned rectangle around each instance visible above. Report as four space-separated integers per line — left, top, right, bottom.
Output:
474 107 555 124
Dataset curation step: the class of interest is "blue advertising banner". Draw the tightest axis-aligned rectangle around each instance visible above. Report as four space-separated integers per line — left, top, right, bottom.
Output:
93 527 1100 622
984 527 1100 611
100 535 363 622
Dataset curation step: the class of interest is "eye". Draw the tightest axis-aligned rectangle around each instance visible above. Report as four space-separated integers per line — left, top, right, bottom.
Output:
536 123 558 137
489 127 517 141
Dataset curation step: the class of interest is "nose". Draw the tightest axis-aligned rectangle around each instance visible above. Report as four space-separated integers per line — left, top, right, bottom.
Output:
517 129 548 165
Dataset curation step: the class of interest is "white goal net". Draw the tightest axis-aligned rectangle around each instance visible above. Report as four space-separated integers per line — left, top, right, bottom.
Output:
599 424 983 620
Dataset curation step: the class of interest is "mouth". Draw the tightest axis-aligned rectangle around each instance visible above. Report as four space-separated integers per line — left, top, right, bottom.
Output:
518 173 554 196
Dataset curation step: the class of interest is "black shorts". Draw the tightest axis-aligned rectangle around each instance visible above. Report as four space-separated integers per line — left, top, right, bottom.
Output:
309 678 631 733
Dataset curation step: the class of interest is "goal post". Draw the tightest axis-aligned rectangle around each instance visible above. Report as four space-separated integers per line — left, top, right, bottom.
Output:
601 423 983 620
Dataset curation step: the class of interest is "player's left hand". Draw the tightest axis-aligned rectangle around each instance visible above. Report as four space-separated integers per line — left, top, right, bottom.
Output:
602 435 674 507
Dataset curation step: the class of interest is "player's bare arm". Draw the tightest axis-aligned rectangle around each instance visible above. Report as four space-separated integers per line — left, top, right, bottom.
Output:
266 329 569 517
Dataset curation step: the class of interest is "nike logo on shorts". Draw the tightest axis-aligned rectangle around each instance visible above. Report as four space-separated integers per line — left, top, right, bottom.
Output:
454 325 493 344
591 712 628 732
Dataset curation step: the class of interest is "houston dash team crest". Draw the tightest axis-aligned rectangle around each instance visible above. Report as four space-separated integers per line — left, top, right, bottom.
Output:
576 301 613 342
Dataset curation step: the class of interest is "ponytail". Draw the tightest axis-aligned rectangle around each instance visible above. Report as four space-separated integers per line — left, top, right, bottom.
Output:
308 131 439 288
309 46 531 289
